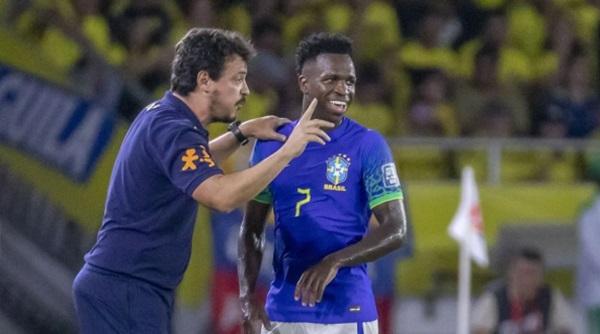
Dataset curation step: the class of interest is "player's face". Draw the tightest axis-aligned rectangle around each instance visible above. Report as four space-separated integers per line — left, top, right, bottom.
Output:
299 53 356 125
209 55 250 123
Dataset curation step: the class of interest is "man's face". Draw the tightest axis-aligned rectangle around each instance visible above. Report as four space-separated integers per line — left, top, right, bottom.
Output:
209 55 249 123
508 258 544 300
299 53 356 124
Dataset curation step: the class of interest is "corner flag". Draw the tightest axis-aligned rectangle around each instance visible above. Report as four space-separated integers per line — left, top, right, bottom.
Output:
449 166 489 334
448 166 488 267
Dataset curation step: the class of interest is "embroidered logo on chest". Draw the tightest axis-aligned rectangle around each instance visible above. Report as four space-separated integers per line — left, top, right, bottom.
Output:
324 154 350 191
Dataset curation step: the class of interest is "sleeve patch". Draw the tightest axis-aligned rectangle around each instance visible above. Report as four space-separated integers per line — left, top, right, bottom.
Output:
382 163 400 188
181 145 215 171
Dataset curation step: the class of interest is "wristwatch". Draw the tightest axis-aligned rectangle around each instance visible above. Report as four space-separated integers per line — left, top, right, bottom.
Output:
227 121 249 145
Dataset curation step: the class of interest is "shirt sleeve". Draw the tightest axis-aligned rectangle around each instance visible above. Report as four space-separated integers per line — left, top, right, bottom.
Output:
361 131 403 209
151 118 223 196
550 289 575 332
249 140 272 204
471 292 498 330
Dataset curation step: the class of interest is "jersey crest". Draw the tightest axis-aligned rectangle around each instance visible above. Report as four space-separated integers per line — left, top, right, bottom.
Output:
325 154 351 190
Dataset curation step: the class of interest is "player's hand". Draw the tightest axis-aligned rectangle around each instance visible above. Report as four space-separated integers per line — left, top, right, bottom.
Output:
241 298 272 334
282 98 334 158
241 116 291 142
294 257 340 307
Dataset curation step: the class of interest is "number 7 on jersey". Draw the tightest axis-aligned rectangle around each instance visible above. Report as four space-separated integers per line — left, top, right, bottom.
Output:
295 188 311 217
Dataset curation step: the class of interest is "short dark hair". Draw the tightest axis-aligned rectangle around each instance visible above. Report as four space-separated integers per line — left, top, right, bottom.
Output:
170 28 255 95
295 32 353 74
514 247 544 264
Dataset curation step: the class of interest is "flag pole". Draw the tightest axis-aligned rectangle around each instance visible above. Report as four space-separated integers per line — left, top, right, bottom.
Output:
456 238 471 334
450 166 487 334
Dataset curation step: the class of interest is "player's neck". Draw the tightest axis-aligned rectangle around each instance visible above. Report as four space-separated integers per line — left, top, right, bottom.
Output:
172 91 211 127
303 106 343 130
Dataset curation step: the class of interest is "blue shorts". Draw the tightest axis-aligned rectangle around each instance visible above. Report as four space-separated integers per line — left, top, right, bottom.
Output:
72 263 174 334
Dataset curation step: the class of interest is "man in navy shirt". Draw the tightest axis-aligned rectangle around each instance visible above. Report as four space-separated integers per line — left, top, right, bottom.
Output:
238 33 408 334
72 28 333 333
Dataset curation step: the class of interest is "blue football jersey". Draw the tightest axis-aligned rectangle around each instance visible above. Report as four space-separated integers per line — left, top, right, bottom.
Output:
250 117 403 323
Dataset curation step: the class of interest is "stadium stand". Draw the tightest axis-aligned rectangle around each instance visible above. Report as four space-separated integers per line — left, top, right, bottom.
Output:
0 163 92 333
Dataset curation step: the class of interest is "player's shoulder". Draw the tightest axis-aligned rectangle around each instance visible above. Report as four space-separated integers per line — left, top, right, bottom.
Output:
277 121 296 136
143 101 195 132
255 121 295 149
132 101 201 150
345 117 386 144
251 122 291 162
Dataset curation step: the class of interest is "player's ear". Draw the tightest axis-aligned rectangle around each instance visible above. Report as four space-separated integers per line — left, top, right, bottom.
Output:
298 75 308 94
196 71 213 94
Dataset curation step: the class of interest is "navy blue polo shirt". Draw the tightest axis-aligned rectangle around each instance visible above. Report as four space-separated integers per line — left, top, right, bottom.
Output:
85 91 222 289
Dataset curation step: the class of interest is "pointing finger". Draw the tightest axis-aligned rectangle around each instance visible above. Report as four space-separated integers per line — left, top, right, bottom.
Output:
299 98 318 122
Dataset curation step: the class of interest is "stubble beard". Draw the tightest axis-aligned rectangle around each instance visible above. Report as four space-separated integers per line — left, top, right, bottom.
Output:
211 112 236 123
209 91 237 123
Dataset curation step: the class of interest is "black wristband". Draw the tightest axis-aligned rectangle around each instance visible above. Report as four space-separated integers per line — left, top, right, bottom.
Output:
227 121 249 145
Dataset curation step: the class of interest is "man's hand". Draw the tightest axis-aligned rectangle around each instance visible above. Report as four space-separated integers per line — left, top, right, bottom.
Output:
241 298 272 334
294 257 340 307
281 98 334 158
240 116 291 142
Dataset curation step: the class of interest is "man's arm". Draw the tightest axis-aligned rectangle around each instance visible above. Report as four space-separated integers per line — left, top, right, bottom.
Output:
209 116 290 164
238 200 272 334
193 99 333 212
294 199 407 306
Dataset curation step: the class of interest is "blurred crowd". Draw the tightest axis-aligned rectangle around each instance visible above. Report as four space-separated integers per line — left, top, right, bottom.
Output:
2 0 600 139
